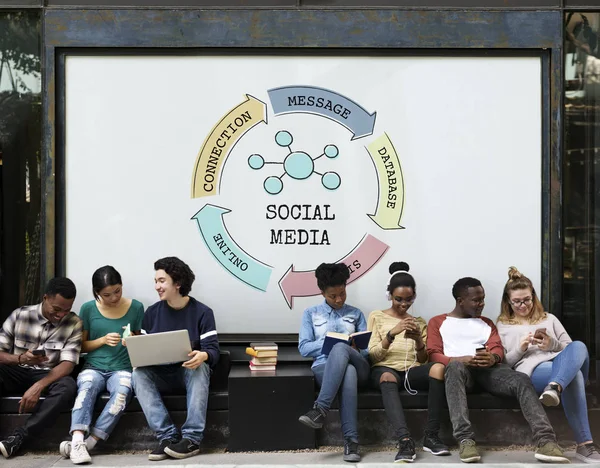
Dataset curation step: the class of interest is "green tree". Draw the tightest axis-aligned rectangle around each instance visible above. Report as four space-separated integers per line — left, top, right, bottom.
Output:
0 11 40 93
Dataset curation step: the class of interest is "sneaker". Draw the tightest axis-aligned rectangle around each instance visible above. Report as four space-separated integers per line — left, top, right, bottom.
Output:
70 441 91 465
535 441 570 463
576 443 600 463
540 383 561 407
164 438 200 459
394 437 416 463
298 405 326 429
459 439 481 463
423 433 450 456
343 439 361 463
148 438 179 461
59 440 72 458
0 431 26 459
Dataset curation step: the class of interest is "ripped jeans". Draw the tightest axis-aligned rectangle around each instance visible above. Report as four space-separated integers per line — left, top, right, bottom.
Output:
70 368 133 440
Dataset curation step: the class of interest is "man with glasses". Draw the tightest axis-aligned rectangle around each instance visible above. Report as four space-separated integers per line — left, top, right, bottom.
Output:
426 277 568 464
0 277 82 458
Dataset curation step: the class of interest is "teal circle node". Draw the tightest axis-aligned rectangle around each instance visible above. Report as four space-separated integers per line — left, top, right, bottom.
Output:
264 176 283 195
284 151 314 180
275 130 293 147
324 145 339 159
322 172 341 190
248 154 264 170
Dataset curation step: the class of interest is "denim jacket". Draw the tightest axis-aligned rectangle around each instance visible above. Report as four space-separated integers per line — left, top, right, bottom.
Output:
298 300 368 368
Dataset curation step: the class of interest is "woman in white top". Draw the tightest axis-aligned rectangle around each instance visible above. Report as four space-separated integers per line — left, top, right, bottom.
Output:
497 267 599 463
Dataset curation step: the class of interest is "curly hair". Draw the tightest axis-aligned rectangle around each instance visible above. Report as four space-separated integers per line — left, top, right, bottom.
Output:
154 257 196 297
315 263 350 291
45 277 77 300
497 266 546 325
452 277 482 300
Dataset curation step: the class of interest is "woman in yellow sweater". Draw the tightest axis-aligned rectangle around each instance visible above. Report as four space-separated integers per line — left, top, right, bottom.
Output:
368 261 448 463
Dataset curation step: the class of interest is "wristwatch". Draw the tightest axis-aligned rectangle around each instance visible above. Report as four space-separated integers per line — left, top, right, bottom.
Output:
386 331 395 343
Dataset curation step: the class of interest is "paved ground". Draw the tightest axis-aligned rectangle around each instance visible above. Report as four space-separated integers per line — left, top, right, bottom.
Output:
3 447 590 467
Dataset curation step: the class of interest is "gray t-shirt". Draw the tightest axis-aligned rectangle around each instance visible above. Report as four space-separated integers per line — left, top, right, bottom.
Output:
497 313 571 376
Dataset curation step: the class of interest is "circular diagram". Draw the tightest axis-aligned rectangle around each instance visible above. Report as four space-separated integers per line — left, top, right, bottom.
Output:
190 86 405 308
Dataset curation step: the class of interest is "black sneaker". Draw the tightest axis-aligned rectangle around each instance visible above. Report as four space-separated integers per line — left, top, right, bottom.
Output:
343 439 361 462
422 433 450 456
164 438 200 459
148 438 179 461
395 437 416 463
298 405 326 429
0 430 26 459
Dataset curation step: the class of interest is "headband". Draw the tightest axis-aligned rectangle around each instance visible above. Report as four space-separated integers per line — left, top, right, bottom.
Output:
387 269 409 287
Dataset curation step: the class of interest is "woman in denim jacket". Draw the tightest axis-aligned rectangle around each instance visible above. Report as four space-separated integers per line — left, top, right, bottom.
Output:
298 262 369 463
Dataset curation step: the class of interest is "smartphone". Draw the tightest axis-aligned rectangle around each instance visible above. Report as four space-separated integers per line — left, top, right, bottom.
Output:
475 346 486 352
32 349 46 356
534 328 546 339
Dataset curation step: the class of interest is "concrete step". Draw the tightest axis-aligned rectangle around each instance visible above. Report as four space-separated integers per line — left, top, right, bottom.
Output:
3 407 599 451
3 449 592 468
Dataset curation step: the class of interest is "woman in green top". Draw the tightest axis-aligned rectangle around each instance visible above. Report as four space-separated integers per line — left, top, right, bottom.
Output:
60 266 144 465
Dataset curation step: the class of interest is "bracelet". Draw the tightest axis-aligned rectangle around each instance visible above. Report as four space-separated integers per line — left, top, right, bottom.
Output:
386 331 395 343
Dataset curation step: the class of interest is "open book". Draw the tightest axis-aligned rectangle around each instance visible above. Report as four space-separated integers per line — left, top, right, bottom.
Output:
321 331 372 355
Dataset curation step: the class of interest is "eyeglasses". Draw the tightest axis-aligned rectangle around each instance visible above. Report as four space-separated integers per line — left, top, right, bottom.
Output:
510 298 533 307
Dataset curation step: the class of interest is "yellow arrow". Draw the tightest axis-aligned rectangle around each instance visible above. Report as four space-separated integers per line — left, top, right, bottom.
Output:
367 133 405 230
191 95 267 198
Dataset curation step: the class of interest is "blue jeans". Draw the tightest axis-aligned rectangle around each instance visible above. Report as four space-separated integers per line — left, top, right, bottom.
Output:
312 343 370 442
70 368 133 440
132 364 211 445
530 341 592 444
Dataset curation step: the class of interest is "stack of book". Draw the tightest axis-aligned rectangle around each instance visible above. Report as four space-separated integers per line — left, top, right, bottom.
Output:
246 342 278 371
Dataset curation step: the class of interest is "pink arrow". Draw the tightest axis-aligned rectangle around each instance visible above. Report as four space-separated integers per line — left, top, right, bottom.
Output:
278 234 389 309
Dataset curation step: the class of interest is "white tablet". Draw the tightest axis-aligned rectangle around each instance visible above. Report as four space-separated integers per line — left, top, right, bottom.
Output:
125 329 192 367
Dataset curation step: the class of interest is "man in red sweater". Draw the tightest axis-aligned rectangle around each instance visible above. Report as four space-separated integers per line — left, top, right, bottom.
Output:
427 277 567 464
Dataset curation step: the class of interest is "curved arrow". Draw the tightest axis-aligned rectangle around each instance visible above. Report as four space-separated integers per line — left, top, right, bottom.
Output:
191 95 267 198
278 234 389 309
192 204 272 291
367 133 405 230
268 85 376 140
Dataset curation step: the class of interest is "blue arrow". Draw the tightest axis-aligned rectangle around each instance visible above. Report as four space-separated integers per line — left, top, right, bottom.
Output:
268 85 376 140
191 204 272 292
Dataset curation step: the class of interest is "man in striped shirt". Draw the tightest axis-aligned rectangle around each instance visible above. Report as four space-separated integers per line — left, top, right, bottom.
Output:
0 277 82 458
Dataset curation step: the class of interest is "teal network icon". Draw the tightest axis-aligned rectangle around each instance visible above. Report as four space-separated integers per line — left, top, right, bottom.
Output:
248 130 341 195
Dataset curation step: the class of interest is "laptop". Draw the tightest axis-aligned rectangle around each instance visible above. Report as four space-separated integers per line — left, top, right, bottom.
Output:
125 330 192 367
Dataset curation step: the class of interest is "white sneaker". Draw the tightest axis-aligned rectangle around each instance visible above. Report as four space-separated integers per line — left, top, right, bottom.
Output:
59 441 71 458
539 383 561 407
70 441 91 465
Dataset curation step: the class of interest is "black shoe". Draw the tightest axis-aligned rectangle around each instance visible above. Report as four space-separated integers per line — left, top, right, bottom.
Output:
298 405 326 429
164 438 200 459
343 439 361 462
148 438 179 461
0 430 26 459
422 433 450 456
395 437 416 463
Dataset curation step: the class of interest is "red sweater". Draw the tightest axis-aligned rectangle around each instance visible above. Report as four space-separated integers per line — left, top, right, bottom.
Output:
426 313 505 366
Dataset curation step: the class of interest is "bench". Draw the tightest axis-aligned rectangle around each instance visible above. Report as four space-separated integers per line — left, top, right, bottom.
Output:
0 351 231 451
1 344 598 451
